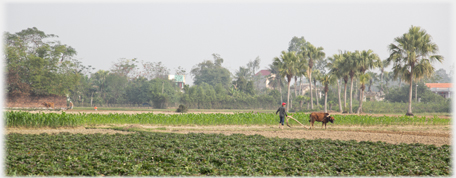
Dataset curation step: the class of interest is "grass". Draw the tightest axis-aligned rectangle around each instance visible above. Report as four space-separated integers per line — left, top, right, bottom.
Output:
5 111 450 128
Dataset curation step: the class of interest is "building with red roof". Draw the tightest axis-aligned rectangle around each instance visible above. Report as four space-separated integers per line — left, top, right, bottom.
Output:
425 83 452 99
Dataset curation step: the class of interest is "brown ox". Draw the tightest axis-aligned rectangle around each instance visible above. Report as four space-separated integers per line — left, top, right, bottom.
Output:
41 102 54 109
309 112 335 129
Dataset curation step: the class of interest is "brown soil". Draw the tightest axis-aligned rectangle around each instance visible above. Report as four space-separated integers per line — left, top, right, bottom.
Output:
6 124 451 146
5 110 452 146
6 127 132 135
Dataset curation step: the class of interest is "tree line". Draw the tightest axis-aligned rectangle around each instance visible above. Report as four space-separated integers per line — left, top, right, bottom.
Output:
4 27 451 114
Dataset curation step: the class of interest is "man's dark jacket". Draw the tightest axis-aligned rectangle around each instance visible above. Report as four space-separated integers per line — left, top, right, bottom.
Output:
276 107 287 117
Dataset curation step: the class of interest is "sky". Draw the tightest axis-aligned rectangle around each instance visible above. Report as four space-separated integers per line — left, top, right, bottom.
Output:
3 1 455 85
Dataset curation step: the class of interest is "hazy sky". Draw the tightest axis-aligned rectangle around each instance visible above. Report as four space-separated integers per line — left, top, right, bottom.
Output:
4 1 454 85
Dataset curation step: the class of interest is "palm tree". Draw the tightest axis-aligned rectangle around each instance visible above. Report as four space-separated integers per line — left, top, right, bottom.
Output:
366 71 378 92
354 49 381 114
327 52 345 113
387 25 443 116
379 59 391 92
273 51 302 111
301 42 325 110
267 63 285 103
357 73 371 114
319 72 336 113
340 51 358 113
312 70 322 109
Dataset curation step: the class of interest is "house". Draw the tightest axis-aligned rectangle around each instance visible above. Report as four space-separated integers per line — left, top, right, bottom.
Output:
254 70 274 90
168 75 186 89
425 83 452 99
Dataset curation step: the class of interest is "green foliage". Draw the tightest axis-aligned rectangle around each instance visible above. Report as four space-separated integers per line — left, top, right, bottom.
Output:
6 132 450 176
190 54 231 88
5 111 450 128
5 27 81 97
385 82 445 103
176 105 188 113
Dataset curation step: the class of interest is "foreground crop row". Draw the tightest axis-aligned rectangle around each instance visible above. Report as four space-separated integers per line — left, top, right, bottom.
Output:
6 131 450 176
5 111 450 128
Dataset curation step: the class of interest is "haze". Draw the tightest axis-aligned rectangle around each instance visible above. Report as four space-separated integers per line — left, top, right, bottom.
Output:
4 2 454 85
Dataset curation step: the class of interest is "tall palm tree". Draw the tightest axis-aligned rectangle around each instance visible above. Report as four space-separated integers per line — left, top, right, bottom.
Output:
273 51 302 111
340 51 358 113
327 52 345 113
387 26 443 116
366 71 378 92
312 70 322 109
379 59 391 92
294 55 307 98
355 50 381 113
267 63 285 103
357 73 371 114
301 42 325 109
319 72 336 113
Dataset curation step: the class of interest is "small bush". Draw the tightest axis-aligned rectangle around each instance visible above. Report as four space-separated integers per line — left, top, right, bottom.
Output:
176 104 188 113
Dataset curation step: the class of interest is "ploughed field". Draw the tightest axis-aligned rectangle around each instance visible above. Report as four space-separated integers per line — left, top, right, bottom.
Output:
5 111 452 176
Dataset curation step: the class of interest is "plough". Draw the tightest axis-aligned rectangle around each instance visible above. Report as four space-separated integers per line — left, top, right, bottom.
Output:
285 114 307 129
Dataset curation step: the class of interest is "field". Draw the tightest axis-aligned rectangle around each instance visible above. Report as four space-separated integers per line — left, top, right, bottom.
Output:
4 109 452 176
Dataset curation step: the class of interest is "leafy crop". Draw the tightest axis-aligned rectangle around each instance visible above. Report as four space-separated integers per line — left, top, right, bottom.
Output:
5 111 450 128
6 132 450 176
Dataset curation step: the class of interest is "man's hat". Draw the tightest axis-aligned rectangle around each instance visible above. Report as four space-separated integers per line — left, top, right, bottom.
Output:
282 102 286 105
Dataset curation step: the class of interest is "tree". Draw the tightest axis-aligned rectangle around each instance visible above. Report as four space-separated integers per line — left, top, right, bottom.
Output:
379 59 391 92
5 27 80 97
141 61 170 80
175 66 187 76
288 36 307 53
319 72 336 113
301 42 325 109
110 58 140 79
387 25 443 116
267 63 285 103
92 70 110 103
311 70 322 108
357 73 371 114
273 51 303 111
327 52 345 112
287 36 308 98
247 56 261 78
340 51 358 113
191 54 231 88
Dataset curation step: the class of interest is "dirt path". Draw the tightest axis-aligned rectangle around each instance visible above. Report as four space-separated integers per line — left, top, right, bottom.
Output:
6 124 451 146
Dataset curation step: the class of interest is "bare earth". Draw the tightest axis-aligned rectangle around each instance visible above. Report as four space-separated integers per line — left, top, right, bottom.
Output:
6 124 451 146
5 110 452 146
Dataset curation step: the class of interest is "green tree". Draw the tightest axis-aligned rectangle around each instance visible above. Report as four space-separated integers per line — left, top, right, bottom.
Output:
191 54 231 88
357 73 371 114
319 72 337 113
387 25 443 116
301 42 325 109
5 27 80 97
267 63 286 103
327 52 345 112
340 51 359 113
273 51 302 111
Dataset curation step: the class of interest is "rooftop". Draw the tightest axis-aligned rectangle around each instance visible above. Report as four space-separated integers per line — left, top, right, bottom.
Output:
255 70 271 76
425 83 452 88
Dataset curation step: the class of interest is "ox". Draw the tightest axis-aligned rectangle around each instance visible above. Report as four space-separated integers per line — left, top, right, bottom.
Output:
309 112 335 129
42 102 54 109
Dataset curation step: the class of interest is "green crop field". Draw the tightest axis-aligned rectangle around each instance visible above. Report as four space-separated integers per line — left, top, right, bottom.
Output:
5 111 451 128
6 131 450 176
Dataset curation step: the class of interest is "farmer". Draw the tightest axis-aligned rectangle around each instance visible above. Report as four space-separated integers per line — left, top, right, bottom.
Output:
94 105 97 111
275 102 288 130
